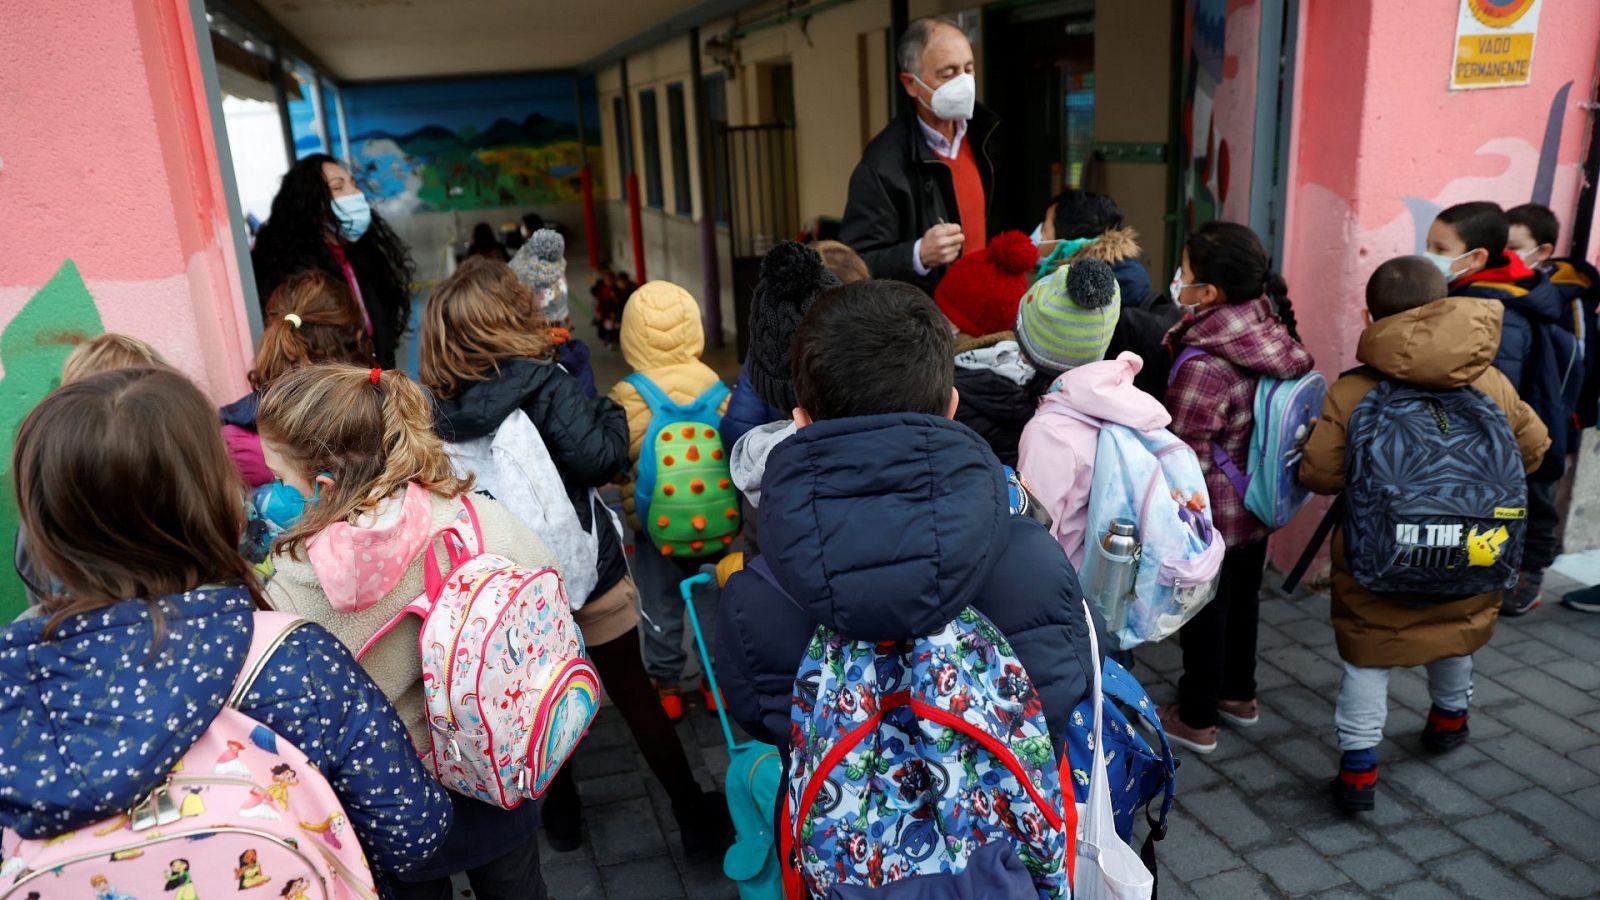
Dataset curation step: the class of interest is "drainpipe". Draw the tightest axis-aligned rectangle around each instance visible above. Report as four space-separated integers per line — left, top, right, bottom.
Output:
1570 72 1600 261
574 77 601 269
690 27 723 349
621 58 648 283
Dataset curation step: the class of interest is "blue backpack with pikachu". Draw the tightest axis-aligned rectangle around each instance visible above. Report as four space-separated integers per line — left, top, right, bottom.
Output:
1171 348 1326 529
1064 657 1176 849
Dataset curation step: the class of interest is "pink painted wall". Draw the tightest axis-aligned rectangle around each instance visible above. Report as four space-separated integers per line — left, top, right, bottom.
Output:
1277 0 1600 570
0 0 254 401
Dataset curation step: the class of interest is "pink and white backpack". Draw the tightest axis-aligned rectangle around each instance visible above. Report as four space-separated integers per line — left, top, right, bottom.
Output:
0 613 379 900
357 496 600 808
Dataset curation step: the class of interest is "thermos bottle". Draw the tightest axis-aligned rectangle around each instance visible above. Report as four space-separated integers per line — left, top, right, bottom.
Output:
1093 518 1141 635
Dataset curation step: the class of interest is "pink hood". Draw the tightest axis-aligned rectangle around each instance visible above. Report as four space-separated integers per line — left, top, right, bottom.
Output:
1018 352 1170 567
306 482 436 612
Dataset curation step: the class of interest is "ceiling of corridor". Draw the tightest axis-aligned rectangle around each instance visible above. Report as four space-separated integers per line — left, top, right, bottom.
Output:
258 0 710 79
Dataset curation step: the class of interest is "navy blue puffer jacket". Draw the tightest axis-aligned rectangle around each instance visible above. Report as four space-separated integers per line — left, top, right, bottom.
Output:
714 413 1101 759
0 587 451 874
720 362 785 448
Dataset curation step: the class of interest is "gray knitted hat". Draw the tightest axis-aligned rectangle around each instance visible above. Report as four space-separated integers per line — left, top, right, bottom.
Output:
509 228 570 323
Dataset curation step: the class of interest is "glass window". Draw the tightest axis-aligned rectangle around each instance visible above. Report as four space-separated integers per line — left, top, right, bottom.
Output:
667 84 692 217
639 89 663 209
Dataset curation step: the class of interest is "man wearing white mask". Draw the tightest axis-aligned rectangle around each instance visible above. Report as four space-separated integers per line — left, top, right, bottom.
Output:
840 17 998 291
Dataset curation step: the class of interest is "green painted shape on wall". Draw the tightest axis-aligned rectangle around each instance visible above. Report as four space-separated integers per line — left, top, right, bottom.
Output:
0 260 104 620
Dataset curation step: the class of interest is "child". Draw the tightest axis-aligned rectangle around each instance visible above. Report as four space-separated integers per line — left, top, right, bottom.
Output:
16 334 172 611
422 259 732 859
1033 189 1154 307
510 229 596 397
0 367 449 875
809 239 872 284
934 230 1042 466
1430 202 1581 614
607 281 731 720
590 263 622 349
257 364 555 900
721 241 840 448
1016 259 1169 567
221 270 376 488
713 277 1099 819
722 243 839 558
1161 220 1314 754
60 333 168 385
1299 256 1548 811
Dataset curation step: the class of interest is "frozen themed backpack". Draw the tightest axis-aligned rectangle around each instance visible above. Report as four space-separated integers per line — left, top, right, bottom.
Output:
784 603 1077 897
0 613 378 900
623 374 739 557
1081 423 1225 650
1171 348 1326 529
356 495 600 807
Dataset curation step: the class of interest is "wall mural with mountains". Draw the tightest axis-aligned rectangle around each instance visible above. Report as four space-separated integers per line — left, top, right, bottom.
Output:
343 74 603 213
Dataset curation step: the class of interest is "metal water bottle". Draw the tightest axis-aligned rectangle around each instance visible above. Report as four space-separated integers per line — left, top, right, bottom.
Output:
1094 519 1141 634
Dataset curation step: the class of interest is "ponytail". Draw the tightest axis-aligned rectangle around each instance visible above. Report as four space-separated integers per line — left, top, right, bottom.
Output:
1263 271 1301 343
249 272 376 391
258 364 471 558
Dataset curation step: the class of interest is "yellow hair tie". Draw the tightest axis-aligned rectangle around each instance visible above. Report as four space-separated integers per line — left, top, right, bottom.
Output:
284 313 303 328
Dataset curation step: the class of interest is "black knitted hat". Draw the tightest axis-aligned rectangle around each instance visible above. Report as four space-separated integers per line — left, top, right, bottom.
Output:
748 241 841 411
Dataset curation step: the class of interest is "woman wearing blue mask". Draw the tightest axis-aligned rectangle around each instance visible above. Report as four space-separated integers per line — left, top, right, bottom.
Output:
252 154 415 368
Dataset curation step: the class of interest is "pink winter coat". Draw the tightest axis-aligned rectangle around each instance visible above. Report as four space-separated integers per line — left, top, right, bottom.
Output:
1017 352 1172 568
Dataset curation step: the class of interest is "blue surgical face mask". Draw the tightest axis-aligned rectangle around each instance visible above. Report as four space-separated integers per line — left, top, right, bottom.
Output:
1029 222 1044 243
1425 250 1472 282
331 192 372 242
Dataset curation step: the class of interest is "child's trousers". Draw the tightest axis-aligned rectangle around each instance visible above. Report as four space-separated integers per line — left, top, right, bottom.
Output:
1334 655 1474 751
633 529 718 685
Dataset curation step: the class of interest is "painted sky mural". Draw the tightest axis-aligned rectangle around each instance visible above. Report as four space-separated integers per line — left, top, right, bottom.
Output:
340 74 603 215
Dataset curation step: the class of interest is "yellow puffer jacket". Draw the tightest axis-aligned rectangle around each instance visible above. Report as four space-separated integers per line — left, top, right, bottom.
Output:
607 281 730 531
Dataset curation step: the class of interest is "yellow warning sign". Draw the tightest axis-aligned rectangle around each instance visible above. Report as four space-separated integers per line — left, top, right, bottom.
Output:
1450 0 1541 90
1454 33 1535 87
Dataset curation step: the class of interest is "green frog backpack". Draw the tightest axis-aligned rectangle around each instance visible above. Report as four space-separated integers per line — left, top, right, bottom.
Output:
623 374 740 557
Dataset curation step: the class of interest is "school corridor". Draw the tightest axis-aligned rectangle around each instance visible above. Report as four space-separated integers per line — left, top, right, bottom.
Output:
545 567 1600 899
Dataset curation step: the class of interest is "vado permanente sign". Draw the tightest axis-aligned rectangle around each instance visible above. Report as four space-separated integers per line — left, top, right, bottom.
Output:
1451 0 1542 90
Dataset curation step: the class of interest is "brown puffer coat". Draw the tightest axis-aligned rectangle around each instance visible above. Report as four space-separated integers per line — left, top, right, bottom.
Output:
1298 298 1550 668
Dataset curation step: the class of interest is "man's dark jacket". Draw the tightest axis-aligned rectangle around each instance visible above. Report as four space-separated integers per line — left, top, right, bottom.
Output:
839 104 1000 293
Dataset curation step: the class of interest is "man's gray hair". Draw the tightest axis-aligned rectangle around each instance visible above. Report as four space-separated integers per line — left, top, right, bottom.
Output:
897 16 963 76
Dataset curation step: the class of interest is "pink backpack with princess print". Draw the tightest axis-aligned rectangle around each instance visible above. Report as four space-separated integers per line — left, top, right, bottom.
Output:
0 613 378 900
356 495 600 809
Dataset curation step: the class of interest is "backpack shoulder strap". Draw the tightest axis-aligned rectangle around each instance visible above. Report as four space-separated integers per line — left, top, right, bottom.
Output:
623 373 674 415
229 612 313 709
1282 495 1344 594
699 380 731 409
1167 346 1210 388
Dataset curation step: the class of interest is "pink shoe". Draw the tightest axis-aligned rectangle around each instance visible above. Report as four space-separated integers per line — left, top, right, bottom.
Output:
1217 698 1260 728
1158 704 1219 754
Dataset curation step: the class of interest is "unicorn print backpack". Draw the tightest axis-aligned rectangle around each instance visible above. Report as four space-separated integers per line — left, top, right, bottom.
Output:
0 614 378 900
357 496 601 808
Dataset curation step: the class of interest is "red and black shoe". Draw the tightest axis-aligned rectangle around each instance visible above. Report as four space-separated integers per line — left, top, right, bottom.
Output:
1330 750 1377 812
1421 705 1470 754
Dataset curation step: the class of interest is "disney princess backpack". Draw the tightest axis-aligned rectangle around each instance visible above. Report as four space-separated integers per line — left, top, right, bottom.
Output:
0 614 378 900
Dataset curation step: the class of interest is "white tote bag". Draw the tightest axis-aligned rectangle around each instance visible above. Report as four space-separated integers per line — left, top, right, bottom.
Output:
1074 599 1156 900
445 409 601 608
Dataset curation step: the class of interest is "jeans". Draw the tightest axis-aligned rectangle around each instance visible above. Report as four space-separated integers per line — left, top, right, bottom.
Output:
1524 478 1562 572
633 530 720 684
1334 656 1474 752
388 828 546 900
1177 539 1268 729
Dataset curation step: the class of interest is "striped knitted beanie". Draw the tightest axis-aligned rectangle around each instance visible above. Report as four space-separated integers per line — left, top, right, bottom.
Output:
1015 258 1121 371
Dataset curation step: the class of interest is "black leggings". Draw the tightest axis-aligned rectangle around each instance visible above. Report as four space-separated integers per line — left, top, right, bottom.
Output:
544 629 703 812
1178 539 1268 729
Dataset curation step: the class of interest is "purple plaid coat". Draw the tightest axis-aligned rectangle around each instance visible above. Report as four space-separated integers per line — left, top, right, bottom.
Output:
1164 296 1315 546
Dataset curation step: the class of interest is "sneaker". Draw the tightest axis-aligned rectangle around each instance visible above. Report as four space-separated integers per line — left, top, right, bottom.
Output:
699 678 723 714
1421 705 1470 754
1561 585 1600 613
1331 748 1378 812
1216 698 1260 728
657 683 685 722
1157 704 1218 754
674 790 734 861
1501 569 1544 617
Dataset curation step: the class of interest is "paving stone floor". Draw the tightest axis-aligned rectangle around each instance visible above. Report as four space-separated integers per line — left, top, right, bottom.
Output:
534 566 1600 899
